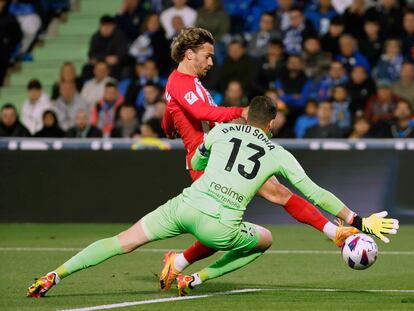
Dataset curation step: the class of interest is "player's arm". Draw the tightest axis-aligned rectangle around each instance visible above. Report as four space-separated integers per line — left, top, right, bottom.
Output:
161 108 177 139
174 82 246 122
275 149 399 243
191 125 221 171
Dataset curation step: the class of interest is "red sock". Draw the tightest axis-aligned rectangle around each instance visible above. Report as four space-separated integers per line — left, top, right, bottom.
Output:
182 241 217 264
284 194 328 232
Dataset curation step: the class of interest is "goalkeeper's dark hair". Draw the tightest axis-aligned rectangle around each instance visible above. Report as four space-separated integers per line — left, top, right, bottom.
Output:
247 96 277 128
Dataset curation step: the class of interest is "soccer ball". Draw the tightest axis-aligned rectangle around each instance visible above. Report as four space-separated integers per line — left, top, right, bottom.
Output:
342 233 378 270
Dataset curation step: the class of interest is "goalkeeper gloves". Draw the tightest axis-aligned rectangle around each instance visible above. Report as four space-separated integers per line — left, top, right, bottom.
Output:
350 211 399 243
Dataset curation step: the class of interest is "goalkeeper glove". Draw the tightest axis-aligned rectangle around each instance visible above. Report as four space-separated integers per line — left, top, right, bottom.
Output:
350 211 399 243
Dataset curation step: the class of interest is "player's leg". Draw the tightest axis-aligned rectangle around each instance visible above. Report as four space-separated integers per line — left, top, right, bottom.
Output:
257 177 358 246
177 223 272 296
27 195 186 298
160 168 218 291
165 177 355 286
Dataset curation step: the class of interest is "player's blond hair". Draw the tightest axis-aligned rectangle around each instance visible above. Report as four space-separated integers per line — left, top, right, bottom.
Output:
171 27 215 63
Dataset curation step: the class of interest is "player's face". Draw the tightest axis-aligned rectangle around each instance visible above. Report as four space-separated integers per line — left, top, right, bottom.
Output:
76 111 88 129
191 43 214 77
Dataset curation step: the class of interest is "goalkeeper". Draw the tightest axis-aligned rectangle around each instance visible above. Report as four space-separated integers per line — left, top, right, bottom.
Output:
27 96 399 298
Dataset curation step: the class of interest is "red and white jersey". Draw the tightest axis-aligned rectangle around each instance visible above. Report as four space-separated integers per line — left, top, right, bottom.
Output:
162 70 243 170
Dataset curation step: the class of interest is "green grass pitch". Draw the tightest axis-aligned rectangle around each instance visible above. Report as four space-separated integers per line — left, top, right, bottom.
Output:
1 224 413 310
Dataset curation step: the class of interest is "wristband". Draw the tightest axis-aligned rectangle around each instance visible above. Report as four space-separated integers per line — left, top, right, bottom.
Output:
351 215 363 231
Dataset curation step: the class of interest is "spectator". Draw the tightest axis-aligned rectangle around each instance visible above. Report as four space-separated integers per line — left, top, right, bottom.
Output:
392 62 414 106
402 10 414 62
0 0 22 86
246 12 281 59
128 14 171 75
314 61 348 101
336 34 370 73
218 39 257 95
196 0 230 42
34 110 65 138
139 82 162 122
160 0 197 39
81 61 113 109
366 0 403 38
301 36 331 81
271 105 295 138
153 100 166 122
358 18 383 68
331 0 353 14
124 59 166 106
85 15 128 80
304 101 344 138
371 99 414 138
348 116 371 139
21 79 53 135
55 81 88 131
140 117 164 138
9 0 41 57
365 79 400 124
221 80 248 107
294 99 319 138
66 110 102 138
254 39 285 95
116 0 149 44
274 0 294 31
51 62 83 100
275 54 312 109
90 81 124 137
111 104 140 138
320 15 344 57
0 103 30 137
305 0 338 35
282 7 316 55
346 65 376 116
376 39 404 82
342 0 369 38
171 15 186 39
331 84 351 129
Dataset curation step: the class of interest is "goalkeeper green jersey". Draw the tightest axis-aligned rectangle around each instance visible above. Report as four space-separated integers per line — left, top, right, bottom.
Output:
182 123 345 225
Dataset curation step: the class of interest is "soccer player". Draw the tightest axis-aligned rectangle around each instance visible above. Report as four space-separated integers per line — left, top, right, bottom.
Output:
158 27 393 292
27 96 399 298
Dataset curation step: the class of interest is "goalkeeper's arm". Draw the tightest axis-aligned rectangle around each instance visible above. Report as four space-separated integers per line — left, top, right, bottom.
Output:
276 148 399 243
191 143 210 171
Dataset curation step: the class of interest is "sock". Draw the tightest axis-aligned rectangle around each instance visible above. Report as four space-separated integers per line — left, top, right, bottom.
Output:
174 253 190 272
322 222 338 240
182 241 217 264
284 194 329 232
54 236 124 280
197 249 263 282
190 273 202 287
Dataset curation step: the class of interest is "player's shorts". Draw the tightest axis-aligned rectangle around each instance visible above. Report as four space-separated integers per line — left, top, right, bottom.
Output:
141 194 260 252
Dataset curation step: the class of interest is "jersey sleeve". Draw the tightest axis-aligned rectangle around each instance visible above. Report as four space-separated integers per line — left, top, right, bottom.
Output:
173 78 243 122
274 148 345 216
190 125 222 171
161 108 176 138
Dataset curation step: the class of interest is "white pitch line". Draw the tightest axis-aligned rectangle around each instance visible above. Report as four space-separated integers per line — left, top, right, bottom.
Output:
57 287 414 311
1 247 414 255
57 289 263 311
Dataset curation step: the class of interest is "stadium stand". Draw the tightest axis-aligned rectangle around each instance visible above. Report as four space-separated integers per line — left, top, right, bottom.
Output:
1 0 414 139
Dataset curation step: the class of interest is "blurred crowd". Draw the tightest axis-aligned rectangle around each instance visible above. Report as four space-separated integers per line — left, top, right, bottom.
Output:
1 0 414 139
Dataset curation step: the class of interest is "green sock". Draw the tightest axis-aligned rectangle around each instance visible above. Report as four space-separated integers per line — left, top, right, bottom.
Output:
54 236 124 280
197 249 263 282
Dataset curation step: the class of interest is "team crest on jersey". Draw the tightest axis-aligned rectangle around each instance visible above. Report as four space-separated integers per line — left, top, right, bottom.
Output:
184 91 198 105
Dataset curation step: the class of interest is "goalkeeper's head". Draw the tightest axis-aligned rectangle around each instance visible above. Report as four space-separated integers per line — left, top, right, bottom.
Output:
247 96 278 137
